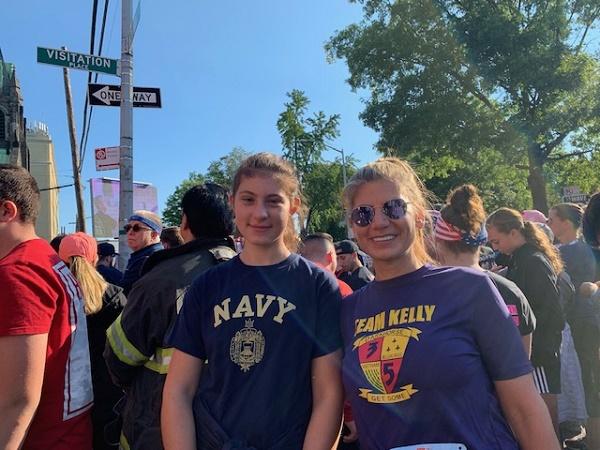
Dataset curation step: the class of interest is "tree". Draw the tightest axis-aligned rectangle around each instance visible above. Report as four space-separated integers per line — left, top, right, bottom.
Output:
327 0 600 212
277 89 341 182
304 157 358 240
205 147 251 188
162 147 250 227
162 171 205 226
276 90 347 235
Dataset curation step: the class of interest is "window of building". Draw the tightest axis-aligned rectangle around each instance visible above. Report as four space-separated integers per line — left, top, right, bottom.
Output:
0 110 5 141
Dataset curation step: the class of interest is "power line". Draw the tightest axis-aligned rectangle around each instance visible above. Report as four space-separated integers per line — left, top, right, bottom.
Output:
78 0 99 170
79 0 111 172
40 183 75 192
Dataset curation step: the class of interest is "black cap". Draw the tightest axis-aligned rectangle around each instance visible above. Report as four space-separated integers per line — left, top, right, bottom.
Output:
98 242 117 257
335 240 359 255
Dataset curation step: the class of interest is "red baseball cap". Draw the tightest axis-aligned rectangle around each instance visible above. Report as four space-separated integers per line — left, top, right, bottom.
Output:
58 232 98 264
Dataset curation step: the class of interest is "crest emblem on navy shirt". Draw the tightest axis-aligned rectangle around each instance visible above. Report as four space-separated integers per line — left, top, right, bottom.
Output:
354 327 421 403
230 319 265 372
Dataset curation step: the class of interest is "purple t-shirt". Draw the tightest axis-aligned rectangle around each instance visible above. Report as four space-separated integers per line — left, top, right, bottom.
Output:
341 265 532 450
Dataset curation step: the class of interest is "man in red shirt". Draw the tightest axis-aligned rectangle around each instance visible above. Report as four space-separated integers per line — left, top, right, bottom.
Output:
0 165 93 450
300 232 353 297
299 233 358 449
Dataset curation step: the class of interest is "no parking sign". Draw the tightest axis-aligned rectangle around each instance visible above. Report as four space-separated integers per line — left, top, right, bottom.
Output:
95 146 120 171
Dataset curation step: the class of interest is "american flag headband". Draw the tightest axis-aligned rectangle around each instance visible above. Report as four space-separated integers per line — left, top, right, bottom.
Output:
434 216 488 247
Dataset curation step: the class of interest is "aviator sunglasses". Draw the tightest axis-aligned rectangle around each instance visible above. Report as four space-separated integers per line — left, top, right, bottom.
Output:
124 223 151 233
350 198 409 227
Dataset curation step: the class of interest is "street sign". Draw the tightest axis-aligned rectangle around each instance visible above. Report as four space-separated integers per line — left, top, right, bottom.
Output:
95 147 120 171
37 47 118 75
562 193 589 204
88 83 162 108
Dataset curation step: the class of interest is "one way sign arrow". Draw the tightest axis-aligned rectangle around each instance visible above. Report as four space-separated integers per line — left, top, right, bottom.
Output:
88 83 162 108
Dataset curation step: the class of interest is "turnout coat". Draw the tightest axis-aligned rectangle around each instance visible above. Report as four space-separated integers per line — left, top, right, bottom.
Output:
104 237 236 450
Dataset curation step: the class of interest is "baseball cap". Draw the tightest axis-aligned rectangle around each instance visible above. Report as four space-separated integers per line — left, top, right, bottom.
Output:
59 232 97 264
335 240 359 255
98 242 117 257
522 209 547 224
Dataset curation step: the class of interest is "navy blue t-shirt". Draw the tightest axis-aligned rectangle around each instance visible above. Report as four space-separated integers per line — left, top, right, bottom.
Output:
341 265 533 450
169 253 342 449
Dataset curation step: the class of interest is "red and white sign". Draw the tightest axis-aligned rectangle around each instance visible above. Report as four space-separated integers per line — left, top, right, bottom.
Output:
95 146 120 171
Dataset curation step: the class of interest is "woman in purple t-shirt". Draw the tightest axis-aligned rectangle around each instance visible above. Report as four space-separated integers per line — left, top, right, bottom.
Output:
340 157 558 450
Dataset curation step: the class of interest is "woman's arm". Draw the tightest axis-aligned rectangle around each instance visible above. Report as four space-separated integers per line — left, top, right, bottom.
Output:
303 350 344 450
495 374 560 450
161 350 203 450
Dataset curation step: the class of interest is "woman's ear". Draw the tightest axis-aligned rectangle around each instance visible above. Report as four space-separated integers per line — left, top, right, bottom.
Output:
289 196 301 215
414 209 426 229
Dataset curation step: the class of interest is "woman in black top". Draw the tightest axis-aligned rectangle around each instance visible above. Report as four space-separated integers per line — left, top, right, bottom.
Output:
487 208 565 434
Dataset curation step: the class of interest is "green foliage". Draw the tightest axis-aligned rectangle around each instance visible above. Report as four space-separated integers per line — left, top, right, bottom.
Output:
304 157 358 240
327 0 600 211
277 89 341 181
419 148 531 212
162 147 251 227
162 171 205 226
205 146 251 189
276 89 350 236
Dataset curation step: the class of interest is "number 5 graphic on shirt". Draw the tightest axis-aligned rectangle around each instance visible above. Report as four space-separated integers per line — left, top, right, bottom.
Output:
382 361 396 387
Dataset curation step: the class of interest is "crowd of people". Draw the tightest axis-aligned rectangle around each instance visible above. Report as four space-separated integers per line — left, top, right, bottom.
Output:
1 153 600 450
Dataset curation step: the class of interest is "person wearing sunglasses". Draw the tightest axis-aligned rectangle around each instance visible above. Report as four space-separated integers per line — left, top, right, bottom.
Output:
339 157 559 450
121 210 163 296
334 239 374 291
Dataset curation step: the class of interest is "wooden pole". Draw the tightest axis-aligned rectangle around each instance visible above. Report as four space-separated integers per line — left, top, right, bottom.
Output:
62 46 86 232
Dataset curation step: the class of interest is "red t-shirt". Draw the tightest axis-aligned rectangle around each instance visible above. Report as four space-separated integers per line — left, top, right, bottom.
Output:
0 239 93 449
337 278 353 299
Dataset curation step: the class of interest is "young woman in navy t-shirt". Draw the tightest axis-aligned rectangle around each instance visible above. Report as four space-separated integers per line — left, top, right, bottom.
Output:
340 157 559 450
161 153 343 450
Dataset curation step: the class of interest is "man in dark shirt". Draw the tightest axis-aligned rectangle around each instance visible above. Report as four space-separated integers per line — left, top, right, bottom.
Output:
121 210 163 295
335 240 374 291
96 242 123 286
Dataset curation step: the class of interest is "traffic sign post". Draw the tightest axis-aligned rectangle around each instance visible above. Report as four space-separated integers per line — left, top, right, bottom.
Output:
37 47 118 75
88 83 162 108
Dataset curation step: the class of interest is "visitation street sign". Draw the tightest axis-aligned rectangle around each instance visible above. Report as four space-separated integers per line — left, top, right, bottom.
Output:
37 47 118 75
88 83 162 108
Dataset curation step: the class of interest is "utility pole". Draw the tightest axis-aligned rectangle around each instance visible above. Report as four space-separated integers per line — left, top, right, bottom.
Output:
323 143 350 238
118 0 134 269
62 47 86 232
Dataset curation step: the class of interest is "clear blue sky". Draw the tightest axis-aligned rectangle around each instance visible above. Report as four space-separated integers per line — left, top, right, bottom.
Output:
0 0 379 233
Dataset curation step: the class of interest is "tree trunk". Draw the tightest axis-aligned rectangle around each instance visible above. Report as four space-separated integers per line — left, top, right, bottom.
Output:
527 145 549 214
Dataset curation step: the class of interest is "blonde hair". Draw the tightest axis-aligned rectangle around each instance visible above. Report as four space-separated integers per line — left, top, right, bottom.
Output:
487 207 564 274
342 157 433 265
232 152 306 252
68 256 107 315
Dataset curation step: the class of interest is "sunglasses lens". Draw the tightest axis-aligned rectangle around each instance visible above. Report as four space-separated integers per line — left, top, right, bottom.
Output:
383 199 407 220
351 206 375 227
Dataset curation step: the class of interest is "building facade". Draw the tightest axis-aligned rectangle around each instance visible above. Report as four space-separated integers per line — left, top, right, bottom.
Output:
27 122 59 241
0 48 29 167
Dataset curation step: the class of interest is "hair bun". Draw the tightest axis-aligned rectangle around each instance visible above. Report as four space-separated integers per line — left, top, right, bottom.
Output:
442 184 486 234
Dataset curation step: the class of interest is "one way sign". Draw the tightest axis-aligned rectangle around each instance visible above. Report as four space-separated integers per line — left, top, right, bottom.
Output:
88 83 162 108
